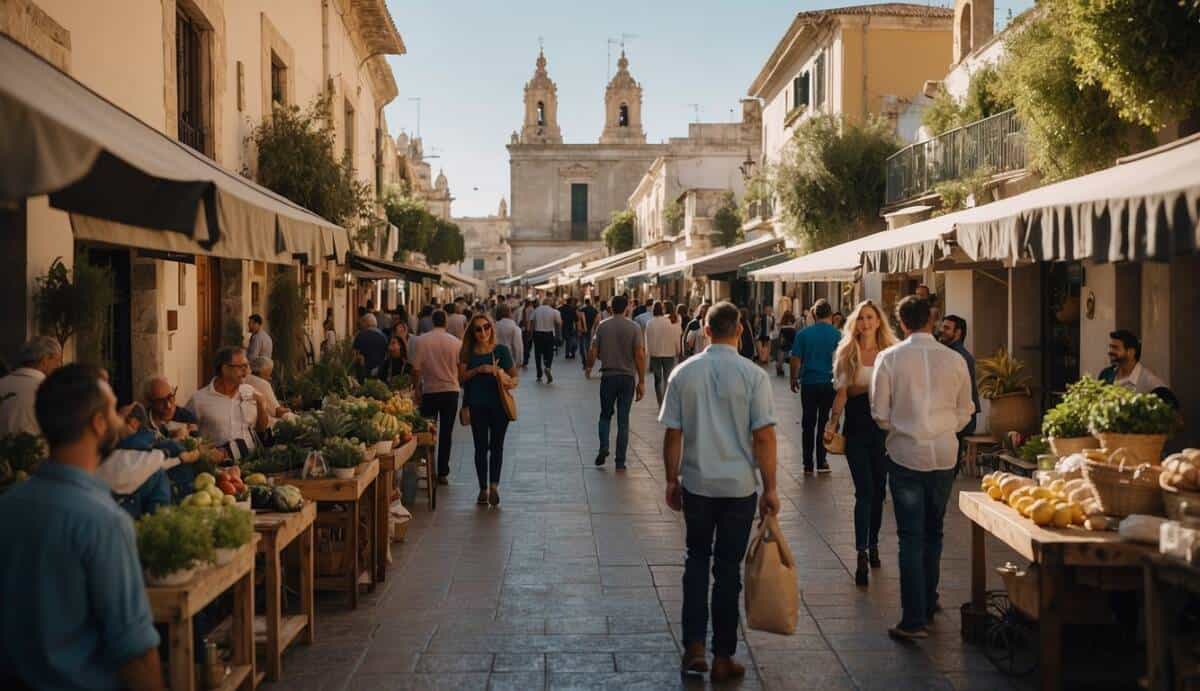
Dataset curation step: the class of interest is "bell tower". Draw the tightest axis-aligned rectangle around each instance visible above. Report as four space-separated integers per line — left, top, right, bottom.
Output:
520 49 563 145
599 51 645 144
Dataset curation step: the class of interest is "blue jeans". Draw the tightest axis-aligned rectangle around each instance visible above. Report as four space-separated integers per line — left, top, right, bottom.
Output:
682 489 757 657
649 356 675 406
845 427 888 552
889 460 956 630
598 374 635 465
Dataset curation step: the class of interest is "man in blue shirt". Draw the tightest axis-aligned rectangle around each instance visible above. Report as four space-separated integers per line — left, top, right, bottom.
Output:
789 298 841 474
660 301 779 683
0 364 163 690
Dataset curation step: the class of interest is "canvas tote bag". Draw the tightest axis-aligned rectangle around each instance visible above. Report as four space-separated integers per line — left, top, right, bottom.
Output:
744 514 800 634
493 353 518 421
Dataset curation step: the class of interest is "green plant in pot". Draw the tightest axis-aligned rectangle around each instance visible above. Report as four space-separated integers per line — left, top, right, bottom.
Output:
1088 387 1175 464
137 507 214 585
1041 377 1107 456
977 349 1037 437
322 436 364 479
207 506 253 565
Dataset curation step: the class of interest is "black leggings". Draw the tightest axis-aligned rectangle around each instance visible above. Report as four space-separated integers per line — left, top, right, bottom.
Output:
470 405 510 489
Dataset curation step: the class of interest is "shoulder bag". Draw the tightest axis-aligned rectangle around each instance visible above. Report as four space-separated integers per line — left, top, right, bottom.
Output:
494 352 518 422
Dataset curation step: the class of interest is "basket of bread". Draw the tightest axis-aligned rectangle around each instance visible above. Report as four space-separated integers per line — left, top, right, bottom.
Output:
1159 448 1200 521
1082 448 1163 518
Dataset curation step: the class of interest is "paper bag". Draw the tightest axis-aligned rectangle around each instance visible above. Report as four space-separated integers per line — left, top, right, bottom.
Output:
744 514 799 634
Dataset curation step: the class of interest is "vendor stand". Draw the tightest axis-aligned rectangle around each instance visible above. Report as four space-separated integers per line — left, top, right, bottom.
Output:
147 537 260 691
375 437 417 582
414 426 438 510
281 460 379 609
252 502 317 682
960 492 1152 690
1143 553 1200 690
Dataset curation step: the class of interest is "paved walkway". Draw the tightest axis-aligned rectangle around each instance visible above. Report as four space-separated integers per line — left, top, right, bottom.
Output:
267 357 1032 691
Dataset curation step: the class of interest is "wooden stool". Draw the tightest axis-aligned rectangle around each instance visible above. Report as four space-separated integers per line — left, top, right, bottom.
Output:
962 435 998 478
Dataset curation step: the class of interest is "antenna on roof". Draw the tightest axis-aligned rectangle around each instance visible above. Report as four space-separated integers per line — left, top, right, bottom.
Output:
687 104 702 123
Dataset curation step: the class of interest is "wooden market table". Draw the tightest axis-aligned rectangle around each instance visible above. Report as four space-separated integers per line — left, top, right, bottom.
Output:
1143 553 1200 690
147 536 260 691
280 460 379 609
252 502 316 682
375 437 417 582
960 491 1153 690
414 428 438 510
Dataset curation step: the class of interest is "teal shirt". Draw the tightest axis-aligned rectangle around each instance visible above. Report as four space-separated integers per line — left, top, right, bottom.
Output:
462 345 514 410
659 344 777 498
0 462 160 690
790 322 841 385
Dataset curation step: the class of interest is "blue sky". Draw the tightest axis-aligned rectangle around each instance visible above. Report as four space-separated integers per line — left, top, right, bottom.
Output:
382 0 1033 217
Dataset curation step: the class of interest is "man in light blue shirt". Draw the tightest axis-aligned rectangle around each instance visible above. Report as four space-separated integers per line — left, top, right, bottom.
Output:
789 298 842 474
0 364 162 690
659 301 779 683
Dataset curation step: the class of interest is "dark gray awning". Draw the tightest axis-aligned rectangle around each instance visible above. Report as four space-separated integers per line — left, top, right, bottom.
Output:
347 253 441 282
0 34 347 260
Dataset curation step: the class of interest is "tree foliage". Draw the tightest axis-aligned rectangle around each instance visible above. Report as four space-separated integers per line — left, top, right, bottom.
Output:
383 189 436 256
249 95 374 230
33 255 115 364
922 65 1014 136
266 271 306 384
602 210 636 253
997 10 1151 181
712 192 743 248
426 218 466 265
773 114 898 248
1062 0 1200 129
663 198 684 235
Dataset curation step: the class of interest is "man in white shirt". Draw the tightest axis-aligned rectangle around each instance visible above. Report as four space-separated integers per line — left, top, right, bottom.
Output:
185 346 271 460
0 337 62 436
531 299 562 383
245 314 273 360
494 304 524 366
1098 329 1167 394
445 302 468 340
870 296 973 641
644 303 682 406
247 357 289 422
409 310 462 483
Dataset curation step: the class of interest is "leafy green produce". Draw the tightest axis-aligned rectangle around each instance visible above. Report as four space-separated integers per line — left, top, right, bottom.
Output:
273 413 322 448
137 507 214 578
1042 377 1110 438
321 436 363 469
1018 435 1050 464
240 445 307 475
360 378 392 402
388 374 411 392
208 506 253 549
1088 387 1176 435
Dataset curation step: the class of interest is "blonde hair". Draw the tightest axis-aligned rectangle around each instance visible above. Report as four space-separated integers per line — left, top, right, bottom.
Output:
833 300 897 387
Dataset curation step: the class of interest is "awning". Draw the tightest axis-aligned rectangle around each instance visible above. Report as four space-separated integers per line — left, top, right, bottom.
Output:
749 241 863 283
0 34 345 261
955 134 1200 265
579 246 644 273
737 250 794 278
581 258 643 284
750 219 953 282
691 235 784 277
517 249 602 285
441 269 483 293
347 253 440 282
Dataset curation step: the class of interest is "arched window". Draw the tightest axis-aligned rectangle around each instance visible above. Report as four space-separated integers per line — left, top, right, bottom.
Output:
959 3 974 62
536 101 546 126
618 104 629 127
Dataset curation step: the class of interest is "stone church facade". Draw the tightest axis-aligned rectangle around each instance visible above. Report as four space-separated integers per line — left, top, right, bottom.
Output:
506 50 668 274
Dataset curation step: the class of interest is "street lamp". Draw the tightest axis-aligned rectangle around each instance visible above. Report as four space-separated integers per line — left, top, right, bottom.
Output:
738 149 757 181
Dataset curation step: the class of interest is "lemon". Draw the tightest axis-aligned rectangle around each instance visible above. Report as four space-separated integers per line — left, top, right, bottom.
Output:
1030 499 1055 526
1052 504 1073 528
987 485 1004 501
1014 496 1036 516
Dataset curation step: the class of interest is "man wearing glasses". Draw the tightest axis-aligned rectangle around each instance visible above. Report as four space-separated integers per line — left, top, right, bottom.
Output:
144 376 198 439
184 346 271 460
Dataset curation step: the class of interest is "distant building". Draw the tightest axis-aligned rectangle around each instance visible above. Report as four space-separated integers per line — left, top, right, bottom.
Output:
454 198 512 293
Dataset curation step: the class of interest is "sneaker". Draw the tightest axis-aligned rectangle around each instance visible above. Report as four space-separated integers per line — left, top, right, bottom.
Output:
888 625 929 641
615 462 627 472
488 486 500 507
816 463 832 474
595 450 608 467
869 546 881 569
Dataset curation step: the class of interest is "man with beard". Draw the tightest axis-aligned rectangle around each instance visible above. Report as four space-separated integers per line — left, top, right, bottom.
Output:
0 364 164 690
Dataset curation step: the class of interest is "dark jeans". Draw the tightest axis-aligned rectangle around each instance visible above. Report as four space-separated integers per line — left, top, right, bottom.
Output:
681 489 757 657
533 331 556 378
469 405 509 489
845 427 889 552
649 356 675 406
800 383 836 469
421 391 459 478
889 460 956 630
598 374 635 465
563 327 578 358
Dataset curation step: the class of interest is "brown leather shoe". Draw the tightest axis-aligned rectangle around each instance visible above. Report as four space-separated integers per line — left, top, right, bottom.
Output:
710 656 745 682
680 642 707 675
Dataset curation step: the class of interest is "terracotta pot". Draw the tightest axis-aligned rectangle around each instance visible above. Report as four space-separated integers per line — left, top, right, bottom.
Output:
986 393 1038 437
1048 436 1098 458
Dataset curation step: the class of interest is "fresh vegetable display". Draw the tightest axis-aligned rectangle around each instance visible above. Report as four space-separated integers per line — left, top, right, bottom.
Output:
372 412 410 441
1017 435 1050 465
1088 387 1176 435
321 436 364 469
271 484 304 512
981 472 1092 528
1041 377 1109 439
387 374 412 392
272 414 322 448
240 445 308 476
352 419 384 445
381 395 415 417
137 507 214 578
207 506 253 549
359 378 392 402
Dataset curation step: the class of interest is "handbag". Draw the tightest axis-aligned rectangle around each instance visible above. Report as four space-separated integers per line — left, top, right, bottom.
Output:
824 431 846 455
494 353 518 422
458 405 471 427
744 514 800 634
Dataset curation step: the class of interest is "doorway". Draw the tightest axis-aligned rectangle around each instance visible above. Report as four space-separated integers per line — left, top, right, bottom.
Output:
1040 261 1082 408
82 246 133 404
570 183 588 241
196 255 223 385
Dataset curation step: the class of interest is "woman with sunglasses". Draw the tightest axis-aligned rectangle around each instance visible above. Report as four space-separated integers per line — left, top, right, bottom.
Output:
459 314 518 506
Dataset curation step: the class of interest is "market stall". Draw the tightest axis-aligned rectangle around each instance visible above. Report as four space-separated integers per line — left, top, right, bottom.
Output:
375 437 417 582
252 502 317 681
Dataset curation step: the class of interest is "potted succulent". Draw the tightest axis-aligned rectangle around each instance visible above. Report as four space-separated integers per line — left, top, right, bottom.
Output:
137 507 214 586
208 506 253 566
978 349 1037 436
1087 387 1175 464
1041 377 1106 457
322 436 365 479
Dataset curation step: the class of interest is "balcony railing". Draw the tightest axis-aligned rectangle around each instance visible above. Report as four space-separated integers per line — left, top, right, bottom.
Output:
746 197 775 220
178 117 207 155
885 108 1025 206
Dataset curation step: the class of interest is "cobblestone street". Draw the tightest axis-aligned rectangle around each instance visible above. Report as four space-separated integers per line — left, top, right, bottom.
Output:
268 361 1031 691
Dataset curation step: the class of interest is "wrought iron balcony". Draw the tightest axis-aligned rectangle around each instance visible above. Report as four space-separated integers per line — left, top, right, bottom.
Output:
177 117 207 155
885 108 1025 206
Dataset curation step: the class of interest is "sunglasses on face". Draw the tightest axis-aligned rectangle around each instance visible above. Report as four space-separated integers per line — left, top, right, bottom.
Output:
473 323 492 334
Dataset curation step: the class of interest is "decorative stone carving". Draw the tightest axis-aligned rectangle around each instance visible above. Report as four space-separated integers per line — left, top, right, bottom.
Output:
558 163 593 179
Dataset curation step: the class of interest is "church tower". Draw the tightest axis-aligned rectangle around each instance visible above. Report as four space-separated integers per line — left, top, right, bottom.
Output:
599 51 645 144
520 49 563 145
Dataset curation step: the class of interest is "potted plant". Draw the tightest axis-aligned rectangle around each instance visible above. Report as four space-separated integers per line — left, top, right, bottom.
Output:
322 436 364 479
137 507 214 586
355 418 389 455
0 433 47 490
1088 387 1175 464
208 506 253 565
1041 377 1106 456
978 349 1037 436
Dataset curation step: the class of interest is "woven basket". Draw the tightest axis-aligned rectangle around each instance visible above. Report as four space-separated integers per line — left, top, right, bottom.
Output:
1159 482 1200 521
1083 450 1164 517
1096 433 1167 465
1049 436 1098 458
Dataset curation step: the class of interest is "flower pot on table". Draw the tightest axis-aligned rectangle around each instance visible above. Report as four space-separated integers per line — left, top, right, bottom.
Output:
1048 436 1098 458
332 467 356 479
1096 432 1167 466
145 566 197 586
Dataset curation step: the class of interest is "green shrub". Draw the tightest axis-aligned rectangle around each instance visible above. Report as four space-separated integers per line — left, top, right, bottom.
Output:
267 272 306 384
713 192 743 248
137 508 214 578
209 507 253 550
602 210 635 253
1042 377 1109 438
1088 387 1176 435
321 436 364 469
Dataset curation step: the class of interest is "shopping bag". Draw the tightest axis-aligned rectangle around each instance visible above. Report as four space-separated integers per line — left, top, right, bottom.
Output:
743 514 800 634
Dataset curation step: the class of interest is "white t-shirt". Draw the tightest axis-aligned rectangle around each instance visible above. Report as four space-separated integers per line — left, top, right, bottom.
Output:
645 316 682 358
0 368 45 436
532 304 562 333
185 381 259 449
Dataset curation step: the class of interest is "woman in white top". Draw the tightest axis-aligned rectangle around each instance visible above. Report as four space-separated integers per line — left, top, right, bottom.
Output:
824 300 897 587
